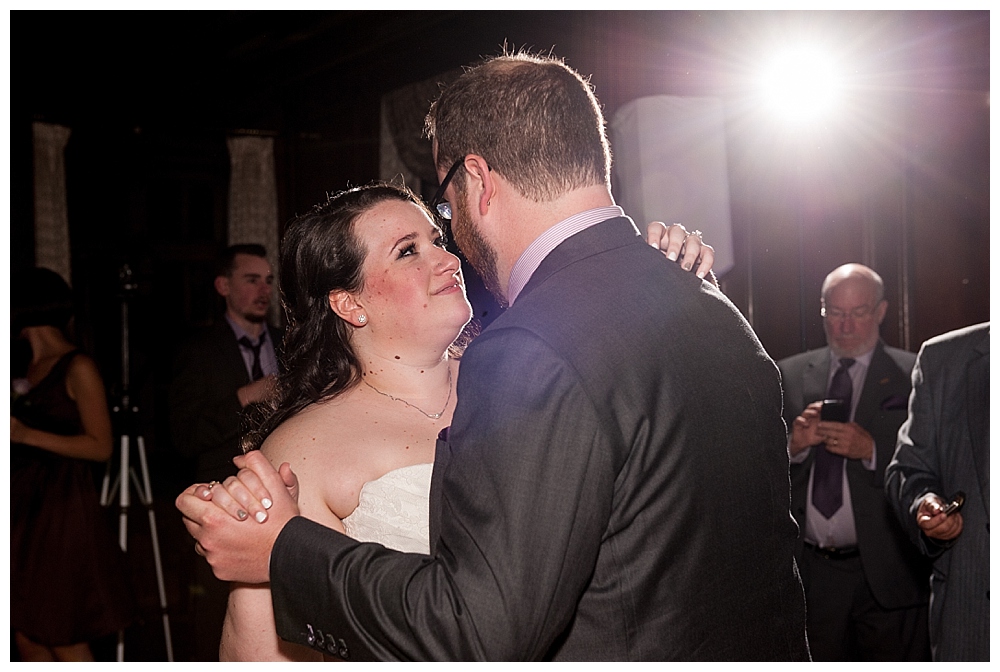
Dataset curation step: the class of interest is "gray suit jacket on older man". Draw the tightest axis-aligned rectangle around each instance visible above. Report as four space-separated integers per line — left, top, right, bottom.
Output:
268 216 809 661
778 342 929 611
885 322 989 661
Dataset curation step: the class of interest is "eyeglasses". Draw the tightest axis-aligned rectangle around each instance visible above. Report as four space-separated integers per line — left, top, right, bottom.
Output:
822 305 877 322
428 158 464 221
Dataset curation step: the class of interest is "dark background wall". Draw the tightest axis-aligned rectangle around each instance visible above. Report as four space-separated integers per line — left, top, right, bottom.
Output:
12 10 989 659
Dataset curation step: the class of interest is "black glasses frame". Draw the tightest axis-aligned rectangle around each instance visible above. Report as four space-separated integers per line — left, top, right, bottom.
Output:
428 158 464 221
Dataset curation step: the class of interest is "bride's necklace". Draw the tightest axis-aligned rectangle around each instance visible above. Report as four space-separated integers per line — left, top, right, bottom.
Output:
362 366 453 420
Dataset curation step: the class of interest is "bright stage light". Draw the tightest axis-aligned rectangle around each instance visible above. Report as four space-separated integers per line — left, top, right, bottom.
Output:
758 46 842 126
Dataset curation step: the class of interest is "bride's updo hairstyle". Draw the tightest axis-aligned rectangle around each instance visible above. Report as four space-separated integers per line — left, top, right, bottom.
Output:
244 183 437 451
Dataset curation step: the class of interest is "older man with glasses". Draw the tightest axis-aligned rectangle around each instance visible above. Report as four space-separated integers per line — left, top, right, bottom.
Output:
778 263 931 661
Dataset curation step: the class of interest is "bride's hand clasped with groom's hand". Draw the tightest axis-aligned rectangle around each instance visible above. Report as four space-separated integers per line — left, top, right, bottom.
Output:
176 451 301 585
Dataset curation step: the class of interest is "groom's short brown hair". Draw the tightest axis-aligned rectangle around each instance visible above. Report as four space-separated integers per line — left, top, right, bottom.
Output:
425 51 611 202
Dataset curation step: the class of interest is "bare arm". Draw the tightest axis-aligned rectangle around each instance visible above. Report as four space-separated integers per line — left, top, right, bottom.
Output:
221 583 322 661
10 355 113 462
219 437 345 661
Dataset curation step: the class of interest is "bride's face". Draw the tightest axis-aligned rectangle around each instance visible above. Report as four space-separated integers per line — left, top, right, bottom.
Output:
354 199 473 348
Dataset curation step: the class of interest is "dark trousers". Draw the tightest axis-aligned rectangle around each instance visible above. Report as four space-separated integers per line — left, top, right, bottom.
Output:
800 546 930 661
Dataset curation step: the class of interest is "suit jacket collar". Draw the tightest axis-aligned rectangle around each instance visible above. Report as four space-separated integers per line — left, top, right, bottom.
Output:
516 216 642 303
802 348 831 408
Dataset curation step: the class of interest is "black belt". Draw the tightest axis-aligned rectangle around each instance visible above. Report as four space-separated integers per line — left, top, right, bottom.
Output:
805 542 860 560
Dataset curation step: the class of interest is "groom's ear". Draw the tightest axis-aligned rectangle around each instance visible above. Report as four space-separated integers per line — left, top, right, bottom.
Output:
463 154 494 217
329 290 367 327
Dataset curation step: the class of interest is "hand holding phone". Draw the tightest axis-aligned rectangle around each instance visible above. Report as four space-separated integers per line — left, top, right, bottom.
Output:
940 491 965 516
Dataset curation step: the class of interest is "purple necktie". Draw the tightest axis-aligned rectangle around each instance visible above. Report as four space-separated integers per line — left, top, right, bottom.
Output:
238 331 266 381
811 357 855 518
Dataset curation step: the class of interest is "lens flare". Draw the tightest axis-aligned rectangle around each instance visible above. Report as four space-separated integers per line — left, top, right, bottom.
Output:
758 46 842 125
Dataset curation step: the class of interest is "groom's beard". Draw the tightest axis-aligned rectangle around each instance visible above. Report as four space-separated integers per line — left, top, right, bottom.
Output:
453 194 506 308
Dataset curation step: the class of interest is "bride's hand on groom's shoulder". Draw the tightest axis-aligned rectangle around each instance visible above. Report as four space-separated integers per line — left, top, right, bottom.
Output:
645 221 716 284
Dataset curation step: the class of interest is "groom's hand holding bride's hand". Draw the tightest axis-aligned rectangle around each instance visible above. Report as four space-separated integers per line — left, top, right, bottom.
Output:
175 450 300 584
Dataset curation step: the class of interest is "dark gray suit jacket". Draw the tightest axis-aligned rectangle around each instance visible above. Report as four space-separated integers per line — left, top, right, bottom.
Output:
885 322 989 661
169 319 282 482
778 342 929 610
269 217 809 661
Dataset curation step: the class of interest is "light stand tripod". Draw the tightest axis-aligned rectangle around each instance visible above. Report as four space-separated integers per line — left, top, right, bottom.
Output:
100 265 174 661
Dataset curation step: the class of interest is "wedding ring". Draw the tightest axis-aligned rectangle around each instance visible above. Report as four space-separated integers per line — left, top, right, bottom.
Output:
208 481 219 489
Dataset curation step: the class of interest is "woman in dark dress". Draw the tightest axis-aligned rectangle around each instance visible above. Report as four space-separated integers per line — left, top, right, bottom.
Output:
10 267 135 661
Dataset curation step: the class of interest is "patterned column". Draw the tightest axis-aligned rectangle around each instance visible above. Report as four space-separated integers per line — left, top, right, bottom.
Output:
226 134 281 323
33 122 73 284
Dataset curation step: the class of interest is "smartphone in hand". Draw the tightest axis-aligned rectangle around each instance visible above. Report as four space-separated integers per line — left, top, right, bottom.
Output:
820 399 849 423
940 491 965 516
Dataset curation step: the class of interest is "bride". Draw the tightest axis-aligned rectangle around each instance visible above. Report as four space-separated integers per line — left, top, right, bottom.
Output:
208 183 713 660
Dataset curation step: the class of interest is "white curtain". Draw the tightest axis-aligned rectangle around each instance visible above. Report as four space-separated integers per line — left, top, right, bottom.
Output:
33 122 73 284
609 96 735 277
226 134 281 323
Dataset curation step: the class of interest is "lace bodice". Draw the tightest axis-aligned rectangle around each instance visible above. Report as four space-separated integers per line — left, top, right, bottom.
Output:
341 462 432 554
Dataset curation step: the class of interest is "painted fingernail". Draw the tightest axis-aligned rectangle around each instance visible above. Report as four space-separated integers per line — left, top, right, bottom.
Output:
237 510 248 521
667 251 678 261
255 511 268 523
696 271 706 279
683 263 692 271
262 498 273 510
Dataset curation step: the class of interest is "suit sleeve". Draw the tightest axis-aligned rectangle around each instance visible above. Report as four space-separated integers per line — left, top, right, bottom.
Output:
269 327 616 660
885 343 946 556
168 339 244 461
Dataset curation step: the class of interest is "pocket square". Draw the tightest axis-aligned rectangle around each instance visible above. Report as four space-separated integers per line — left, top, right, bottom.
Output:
880 394 908 411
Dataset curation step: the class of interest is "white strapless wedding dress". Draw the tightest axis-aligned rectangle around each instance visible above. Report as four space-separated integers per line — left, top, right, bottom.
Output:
341 462 432 554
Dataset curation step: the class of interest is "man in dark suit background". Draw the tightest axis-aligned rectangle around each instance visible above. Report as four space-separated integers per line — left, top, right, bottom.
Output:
885 322 989 661
178 52 809 660
778 263 930 660
169 243 281 660
169 244 281 484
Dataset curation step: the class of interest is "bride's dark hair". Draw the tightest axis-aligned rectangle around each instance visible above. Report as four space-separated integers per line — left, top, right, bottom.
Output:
243 183 446 452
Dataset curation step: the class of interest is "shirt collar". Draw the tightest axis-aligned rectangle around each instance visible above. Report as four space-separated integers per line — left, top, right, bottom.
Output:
506 205 624 305
225 314 266 345
829 346 875 369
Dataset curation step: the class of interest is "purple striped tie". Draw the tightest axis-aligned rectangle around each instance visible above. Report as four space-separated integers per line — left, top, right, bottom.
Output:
811 358 855 518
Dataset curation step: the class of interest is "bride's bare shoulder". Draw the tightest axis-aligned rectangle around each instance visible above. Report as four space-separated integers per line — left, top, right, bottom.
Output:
260 394 358 464
259 393 370 523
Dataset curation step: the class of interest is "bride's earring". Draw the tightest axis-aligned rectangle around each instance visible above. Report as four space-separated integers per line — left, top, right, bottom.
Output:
357 314 367 324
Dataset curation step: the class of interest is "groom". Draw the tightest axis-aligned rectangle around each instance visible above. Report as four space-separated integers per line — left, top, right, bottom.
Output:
178 52 809 660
